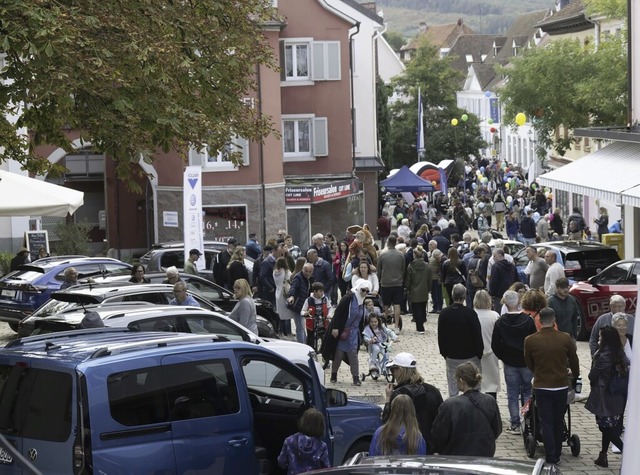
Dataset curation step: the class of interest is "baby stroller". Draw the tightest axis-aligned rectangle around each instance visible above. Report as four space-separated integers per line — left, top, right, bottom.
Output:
360 341 394 383
521 388 580 459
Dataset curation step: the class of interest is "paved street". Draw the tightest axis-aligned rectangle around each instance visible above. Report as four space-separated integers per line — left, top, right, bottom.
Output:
0 317 622 474
323 315 623 474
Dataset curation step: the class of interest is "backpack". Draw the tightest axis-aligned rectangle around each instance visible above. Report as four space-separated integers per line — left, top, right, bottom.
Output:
569 219 579 233
467 257 484 289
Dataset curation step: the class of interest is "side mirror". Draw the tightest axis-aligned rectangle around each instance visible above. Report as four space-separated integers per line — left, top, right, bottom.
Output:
325 388 347 407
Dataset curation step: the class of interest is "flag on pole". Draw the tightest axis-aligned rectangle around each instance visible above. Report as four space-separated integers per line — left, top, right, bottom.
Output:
417 88 425 158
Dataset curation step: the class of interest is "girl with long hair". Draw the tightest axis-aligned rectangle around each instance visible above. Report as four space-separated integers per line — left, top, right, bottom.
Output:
441 247 466 303
369 394 427 456
227 246 249 286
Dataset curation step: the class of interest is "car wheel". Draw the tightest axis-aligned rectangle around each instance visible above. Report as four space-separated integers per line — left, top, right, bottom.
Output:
569 434 580 456
343 439 371 464
8 322 18 333
576 311 588 341
525 434 537 458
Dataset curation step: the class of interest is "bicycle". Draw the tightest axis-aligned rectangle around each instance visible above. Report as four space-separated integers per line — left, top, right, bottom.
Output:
361 340 394 382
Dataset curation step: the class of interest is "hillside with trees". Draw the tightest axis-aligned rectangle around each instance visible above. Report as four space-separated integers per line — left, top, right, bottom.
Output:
363 0 554 37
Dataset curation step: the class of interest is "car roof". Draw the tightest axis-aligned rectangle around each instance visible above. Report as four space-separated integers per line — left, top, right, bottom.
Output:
3 330 257 366
150 241 229 250
532 241 616 252
11 257 130 273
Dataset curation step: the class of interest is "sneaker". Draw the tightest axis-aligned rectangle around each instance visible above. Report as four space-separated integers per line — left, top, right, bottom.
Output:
330 373 337 383
505 425 521 435
353 378 362 386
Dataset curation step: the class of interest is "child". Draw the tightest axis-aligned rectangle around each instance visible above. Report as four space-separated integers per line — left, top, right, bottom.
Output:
363 313 398 374
278 408 330 475
369 394 427 456
301 282 332 349
364 298 382 318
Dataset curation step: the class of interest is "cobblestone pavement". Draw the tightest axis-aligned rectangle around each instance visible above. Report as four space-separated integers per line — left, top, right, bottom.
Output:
0 316 622 474
321 315 623 475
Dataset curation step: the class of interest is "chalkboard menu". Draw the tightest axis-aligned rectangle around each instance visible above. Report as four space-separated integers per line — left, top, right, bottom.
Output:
24 231 49 261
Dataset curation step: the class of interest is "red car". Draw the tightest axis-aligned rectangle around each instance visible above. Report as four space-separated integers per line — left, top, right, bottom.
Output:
570 258 639 340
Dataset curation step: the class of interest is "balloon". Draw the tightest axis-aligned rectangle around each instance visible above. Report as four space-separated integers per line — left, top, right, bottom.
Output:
488 118 494 125
517 190 523 196
490 127 497 133
451 118 458 126
432 181 437 186
461 114 469 122
465 165 472 173
482 177 488 184
480 166 485 173
545 187 550 193
505 183 510 189
472 183 477 189
503 176 508 183
476 170 482 176
396 213 403 220
485 91 492 98
548 193 553 200
515 112 527 126
532 184 537 190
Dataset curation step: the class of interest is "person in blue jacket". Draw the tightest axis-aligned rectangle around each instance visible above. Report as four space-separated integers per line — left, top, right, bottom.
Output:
369 394 427 456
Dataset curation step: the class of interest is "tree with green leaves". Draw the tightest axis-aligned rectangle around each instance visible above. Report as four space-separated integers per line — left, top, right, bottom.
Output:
383 31 406 52
376 76 392 165
388 39 486 169
0 0 277 183
498 35 627 156
583 0 626 19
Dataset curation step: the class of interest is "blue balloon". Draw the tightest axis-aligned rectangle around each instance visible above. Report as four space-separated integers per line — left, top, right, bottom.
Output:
485 91 492 98
480 166 485 173
472 183 477 189
503 176 508 182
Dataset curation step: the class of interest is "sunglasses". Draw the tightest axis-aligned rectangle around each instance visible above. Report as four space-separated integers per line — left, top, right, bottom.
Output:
360 289 370 293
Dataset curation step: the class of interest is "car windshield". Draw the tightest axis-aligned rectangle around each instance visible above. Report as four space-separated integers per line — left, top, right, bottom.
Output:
30 299 76 318
0 270 44 283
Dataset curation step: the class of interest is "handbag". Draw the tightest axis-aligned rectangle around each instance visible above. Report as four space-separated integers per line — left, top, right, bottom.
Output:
281 279 291 300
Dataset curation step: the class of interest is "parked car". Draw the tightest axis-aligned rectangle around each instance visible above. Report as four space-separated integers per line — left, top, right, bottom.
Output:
29 304 322 375
139 241 254 284
0 257 132 331
570 258 640 339
18 283 277 338
488 239 525 257
513 241 620 284
331 454 557 475
103 271 280 330
0 330 381 474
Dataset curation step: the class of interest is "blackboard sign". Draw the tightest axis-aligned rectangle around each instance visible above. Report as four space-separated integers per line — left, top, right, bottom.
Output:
24 231 49 262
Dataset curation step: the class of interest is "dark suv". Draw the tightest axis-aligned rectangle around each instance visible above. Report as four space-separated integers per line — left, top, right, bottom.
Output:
139 241 254 283
0 257 132 331
513 241 620 284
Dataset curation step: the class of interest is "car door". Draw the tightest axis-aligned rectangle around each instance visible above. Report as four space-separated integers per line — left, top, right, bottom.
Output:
581 261 637 321
161 351 255 475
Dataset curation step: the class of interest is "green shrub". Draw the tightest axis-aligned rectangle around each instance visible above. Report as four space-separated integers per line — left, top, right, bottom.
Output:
0 252 12 277
52 221 93 256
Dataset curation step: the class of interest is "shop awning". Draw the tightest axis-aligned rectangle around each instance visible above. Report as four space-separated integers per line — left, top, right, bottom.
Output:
537 142 640 205
285 178 360 204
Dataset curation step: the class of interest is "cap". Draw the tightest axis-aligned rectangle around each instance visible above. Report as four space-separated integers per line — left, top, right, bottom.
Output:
386 352 417 369
227 237 238 245
189 248 202 256
18 247 29 253
80 311 105 329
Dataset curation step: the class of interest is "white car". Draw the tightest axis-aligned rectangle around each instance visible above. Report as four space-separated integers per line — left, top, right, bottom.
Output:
30 305 324 379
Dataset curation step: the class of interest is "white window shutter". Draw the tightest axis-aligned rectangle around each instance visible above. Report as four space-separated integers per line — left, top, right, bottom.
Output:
237 137 250 165
326 41 340 80
311 42 325 81
312 117 328 157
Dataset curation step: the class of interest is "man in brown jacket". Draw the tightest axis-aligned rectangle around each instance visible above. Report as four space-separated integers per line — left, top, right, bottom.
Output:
524 307 580 467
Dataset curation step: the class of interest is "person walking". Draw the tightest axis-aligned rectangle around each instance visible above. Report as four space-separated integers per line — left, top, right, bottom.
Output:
430 362 502 456
287 263 313 344
274 257 295 337
228 278 257 335
585 326 628 468
567 207 586 240
438 283 484 398
547 277 581 340
492 290 537 434
524 246 548 291
488 249 518 312
520 209 537 245
227 246 249 286
382 352 443 454
404 245 432 334
376 210 391 249
369 394 427 456
589 295 635 357
473 290 500 399
321 278 369 386
428 248 444 314
524 307 580 467
378 235 406 331
441 247 466 304
543 251 565 297
594 207 609 242
213 238 237 288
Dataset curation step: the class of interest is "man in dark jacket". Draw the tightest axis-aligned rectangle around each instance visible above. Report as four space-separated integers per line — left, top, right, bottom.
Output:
547 277 581 340
489 249 518 311
432 226 450 255
213 237 237 289
376 210 391 248
10 247 30 271
258 244 282 305
492 290 537 434
465 244 489 308
306 249 334 299
520 209 537 245
287 262 313 344
437 283 484 397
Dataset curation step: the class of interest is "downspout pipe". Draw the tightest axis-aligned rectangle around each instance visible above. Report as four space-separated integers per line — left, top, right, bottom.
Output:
349 22 361 175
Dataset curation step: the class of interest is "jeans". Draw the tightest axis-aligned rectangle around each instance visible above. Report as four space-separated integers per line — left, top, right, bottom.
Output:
504 365 533 426
368 343 384 368
446 357 481 398
293 314 306 344
522 237 536 246
431 281 443 311
534 388 568 463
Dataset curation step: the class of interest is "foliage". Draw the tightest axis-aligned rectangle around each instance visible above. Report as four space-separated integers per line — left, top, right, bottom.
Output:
383 31 406 51
582 0 627 19
388 40 486 168
0 252 12 277
52 221 93 256
498 36 627 156
0 0 278 185
376 76 393 167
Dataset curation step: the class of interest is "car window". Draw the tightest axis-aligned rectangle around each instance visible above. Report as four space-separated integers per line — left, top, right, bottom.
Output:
0 269 44 283
126 317 180 332
121 292 170 305
102 263 132 276
55 263 102 282
160 251 184 270
185 279 226 301
242 358 305 402
31 299 75 318
598 262 634 285
179 315 249 341
0 365 72 442
108 367 169 426
514 249 528 267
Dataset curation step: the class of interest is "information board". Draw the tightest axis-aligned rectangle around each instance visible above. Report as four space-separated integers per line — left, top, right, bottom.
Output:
24 230 49 261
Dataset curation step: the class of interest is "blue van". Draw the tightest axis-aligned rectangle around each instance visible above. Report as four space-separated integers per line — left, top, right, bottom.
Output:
0 330 381 474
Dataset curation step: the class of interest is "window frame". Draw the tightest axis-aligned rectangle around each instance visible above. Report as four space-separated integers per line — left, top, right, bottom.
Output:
188 135 249 172
282 114 328 161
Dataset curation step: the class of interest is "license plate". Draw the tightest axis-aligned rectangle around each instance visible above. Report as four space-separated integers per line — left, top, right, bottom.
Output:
0 447 13 464
0 289 16 299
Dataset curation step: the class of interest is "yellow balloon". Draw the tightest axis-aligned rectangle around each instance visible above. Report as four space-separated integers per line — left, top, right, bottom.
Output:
515 113 527 126
451 118 458 126
505 183 510 189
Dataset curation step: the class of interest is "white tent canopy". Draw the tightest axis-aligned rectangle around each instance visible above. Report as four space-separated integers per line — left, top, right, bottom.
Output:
0 170 84 217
